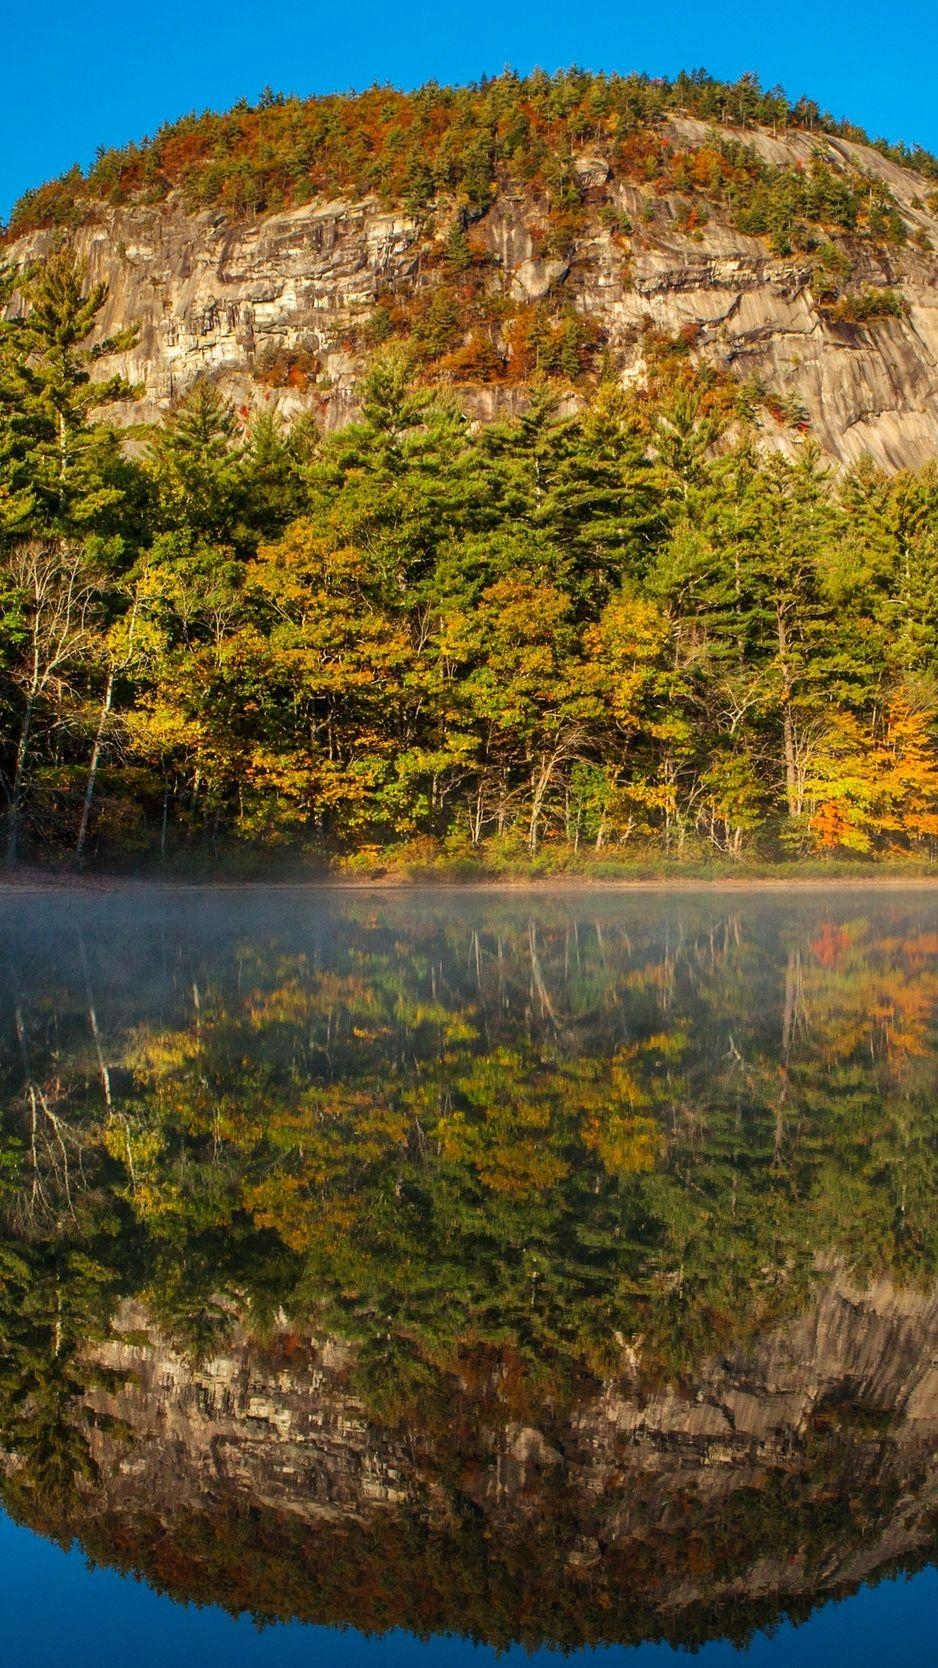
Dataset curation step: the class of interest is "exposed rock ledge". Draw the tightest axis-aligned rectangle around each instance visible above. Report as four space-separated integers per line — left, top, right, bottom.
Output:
6 117 938 469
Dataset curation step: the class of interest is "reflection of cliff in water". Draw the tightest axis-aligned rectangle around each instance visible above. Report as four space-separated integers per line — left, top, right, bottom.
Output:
0 892 937 1649
2 1270 935 1653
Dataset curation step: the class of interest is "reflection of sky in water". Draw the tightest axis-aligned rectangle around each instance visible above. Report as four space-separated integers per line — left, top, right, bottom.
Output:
2 1511 935 1666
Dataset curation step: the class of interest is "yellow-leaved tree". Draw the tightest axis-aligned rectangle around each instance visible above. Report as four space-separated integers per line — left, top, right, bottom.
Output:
869 686 938 852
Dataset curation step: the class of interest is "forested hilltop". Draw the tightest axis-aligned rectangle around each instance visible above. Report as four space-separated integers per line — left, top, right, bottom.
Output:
7 68 937 236
2 239 938 869
6 69 938 467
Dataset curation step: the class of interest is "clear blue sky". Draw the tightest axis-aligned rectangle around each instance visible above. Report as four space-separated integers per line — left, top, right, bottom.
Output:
3 2 937 224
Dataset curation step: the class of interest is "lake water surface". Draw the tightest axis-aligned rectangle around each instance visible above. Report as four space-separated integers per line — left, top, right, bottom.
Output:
0 887 935 1663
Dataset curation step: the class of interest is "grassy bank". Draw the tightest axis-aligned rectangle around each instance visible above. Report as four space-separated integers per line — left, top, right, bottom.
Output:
7 842 938 889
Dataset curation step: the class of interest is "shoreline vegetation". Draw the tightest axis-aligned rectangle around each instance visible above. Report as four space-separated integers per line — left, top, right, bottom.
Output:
7 855 938 889
3 75 938 874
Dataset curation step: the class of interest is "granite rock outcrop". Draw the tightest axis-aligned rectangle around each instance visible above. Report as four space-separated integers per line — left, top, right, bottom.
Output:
6 117 938 469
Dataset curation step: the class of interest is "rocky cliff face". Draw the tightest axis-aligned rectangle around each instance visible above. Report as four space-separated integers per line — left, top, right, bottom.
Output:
7 1269 935 1646
7 117 938 469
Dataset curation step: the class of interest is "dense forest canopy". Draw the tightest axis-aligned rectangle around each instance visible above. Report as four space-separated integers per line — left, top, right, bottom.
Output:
5 68 938 240
1 246 938 868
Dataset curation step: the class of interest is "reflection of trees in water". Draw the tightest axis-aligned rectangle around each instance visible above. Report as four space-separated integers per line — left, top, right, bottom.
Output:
0 898 936 1566
1 902 937 1368
0 1241 129 1526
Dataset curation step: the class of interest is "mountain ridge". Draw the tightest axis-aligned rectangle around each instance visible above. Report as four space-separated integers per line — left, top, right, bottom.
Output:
5 70 938 469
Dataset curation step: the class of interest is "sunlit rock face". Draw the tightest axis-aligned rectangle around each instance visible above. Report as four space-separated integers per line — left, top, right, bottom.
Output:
6 116 938 468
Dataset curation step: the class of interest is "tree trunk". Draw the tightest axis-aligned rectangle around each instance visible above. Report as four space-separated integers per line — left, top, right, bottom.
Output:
529 739 577 856
468 782 486 846
776 604 800 817
528 769 548 855
76 671 114 861
79 932 113 1111
6 695 35 868
160 780 171 857
529 762 555 855
776 947 802 1163
782 705 800 817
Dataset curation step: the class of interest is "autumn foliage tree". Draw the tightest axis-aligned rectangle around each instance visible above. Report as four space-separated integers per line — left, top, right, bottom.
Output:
0 261 937 865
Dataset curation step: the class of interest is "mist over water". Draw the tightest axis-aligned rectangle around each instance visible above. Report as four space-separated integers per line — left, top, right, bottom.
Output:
0 887 936 1662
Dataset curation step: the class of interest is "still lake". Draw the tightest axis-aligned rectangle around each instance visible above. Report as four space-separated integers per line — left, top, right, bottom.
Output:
0 887 935 1665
